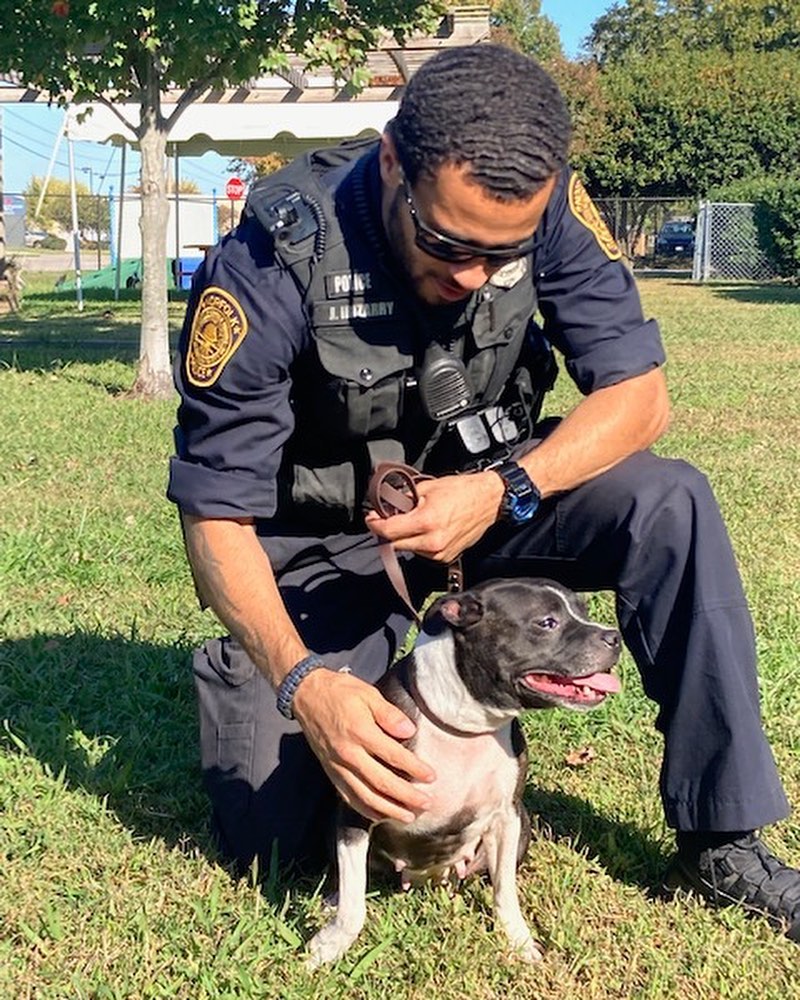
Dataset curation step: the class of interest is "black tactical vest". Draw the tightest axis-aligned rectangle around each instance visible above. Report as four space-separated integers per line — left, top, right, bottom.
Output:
245 141 544 530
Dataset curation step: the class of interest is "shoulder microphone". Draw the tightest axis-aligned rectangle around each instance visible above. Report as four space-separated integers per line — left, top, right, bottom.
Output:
416 341 474 422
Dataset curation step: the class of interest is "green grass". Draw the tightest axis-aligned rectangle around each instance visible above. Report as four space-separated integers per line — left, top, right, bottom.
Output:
1 276 799 999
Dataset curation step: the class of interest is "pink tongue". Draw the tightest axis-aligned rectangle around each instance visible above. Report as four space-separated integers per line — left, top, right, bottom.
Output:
524 671 621 694
575 672 620 693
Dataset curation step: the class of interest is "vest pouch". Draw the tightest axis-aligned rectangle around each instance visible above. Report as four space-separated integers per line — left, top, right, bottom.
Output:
312 323 413 439
290 460 359 530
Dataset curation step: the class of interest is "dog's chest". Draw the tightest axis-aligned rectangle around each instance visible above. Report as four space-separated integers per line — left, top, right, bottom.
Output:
410 718 520 822
369 717 523 879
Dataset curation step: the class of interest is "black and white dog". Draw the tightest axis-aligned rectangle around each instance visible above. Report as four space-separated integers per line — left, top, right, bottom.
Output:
307 577 621 966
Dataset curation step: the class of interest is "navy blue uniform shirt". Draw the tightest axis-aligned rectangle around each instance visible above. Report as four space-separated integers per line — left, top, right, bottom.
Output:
168 149 665 521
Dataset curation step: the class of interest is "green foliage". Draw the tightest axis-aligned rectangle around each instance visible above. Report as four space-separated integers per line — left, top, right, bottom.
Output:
38 234 68 250
588 0 800 64
572 48 800 197
489 0 564 61
572 1 800 196
548 58 612 165
24 176 111 241
228 152 289 185
0 1 447 104
588 0 663 63
708 174 800 277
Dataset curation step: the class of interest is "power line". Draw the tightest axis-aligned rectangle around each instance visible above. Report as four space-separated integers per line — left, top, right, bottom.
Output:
3 132 69 173
4 116 230 194
3 122 69 162
3 111 122 172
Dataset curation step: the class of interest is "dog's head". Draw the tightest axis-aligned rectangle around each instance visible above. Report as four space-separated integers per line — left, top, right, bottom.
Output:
422 578 621 712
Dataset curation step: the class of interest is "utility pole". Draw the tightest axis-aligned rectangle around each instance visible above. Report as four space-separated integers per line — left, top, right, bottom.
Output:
82 165 101 270
0 107 5 273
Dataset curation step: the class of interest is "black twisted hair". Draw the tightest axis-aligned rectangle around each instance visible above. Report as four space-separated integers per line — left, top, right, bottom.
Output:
388 44 571 200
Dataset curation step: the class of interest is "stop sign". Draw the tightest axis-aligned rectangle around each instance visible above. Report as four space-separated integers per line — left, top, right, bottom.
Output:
225 176 245 200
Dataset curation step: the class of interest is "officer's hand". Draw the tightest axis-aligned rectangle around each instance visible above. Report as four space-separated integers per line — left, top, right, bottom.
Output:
291 667 436 824
364 470 503 564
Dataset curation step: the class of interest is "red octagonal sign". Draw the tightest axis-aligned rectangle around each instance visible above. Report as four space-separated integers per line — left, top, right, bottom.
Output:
225 176 245 200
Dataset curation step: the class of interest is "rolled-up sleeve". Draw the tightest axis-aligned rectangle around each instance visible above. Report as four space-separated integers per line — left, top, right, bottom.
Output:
533 169 666 395
167 224 308 519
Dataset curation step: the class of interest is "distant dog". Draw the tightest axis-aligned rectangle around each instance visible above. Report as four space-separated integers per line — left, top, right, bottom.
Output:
0 257 23 314
307 577 621 966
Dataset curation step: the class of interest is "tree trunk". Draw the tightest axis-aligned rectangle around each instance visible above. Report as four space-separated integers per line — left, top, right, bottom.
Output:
131 68 174 400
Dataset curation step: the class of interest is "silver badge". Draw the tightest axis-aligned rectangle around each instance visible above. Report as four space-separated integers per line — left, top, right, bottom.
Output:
489 258 528 289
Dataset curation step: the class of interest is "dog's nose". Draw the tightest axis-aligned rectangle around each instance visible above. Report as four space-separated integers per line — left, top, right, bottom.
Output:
602 629 621 648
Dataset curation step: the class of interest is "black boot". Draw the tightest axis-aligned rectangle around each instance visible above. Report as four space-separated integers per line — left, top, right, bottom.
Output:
665 832 800 941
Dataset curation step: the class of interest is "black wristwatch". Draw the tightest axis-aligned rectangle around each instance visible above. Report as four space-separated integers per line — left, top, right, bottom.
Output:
493 460 541 525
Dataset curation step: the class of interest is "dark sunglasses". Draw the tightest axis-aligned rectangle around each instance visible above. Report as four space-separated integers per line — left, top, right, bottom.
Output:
402 177 537 266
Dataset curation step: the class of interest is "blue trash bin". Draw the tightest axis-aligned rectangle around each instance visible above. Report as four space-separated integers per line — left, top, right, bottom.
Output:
173 257 203 290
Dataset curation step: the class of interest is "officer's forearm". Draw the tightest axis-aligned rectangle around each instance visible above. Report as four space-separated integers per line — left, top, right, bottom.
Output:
520 367 670 497
180 513 307 687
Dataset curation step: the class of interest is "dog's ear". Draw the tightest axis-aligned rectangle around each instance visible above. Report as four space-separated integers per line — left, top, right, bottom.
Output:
574 591 591 617
425 592 484 632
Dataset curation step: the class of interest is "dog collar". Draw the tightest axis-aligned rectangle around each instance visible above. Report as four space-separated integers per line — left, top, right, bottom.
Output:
403 661 494 738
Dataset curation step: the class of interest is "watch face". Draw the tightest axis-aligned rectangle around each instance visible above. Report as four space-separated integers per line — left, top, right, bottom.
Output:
509 492 539 523
497 462 540 523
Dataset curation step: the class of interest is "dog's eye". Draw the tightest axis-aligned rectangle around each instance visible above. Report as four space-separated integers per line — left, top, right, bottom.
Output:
537 616 559 630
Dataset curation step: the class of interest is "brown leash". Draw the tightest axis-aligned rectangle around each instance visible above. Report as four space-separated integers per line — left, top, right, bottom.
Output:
367 462 464 623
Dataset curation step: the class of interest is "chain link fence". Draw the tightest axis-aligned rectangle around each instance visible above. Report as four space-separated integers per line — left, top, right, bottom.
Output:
4 189 782 284
3 190 232 258
594 197 780 281
595 197 697 274
692 201 778 282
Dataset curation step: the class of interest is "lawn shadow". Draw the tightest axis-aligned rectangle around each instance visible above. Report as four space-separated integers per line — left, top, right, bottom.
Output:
0 630 673 901
523 786 672 896
0 322 182 384
1 311 142 373
1 285 187 373
708 282 800 306
0 630 215 860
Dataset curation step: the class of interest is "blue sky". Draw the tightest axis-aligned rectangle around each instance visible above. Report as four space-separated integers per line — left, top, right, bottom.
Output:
1 1 611 197
541 0 608 58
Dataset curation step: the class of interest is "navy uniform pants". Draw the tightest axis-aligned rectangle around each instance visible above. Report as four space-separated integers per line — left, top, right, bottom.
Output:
192 451 789 873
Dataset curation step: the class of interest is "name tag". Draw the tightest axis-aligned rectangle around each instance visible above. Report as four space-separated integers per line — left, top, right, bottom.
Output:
325 271 374 298
322 300 396 323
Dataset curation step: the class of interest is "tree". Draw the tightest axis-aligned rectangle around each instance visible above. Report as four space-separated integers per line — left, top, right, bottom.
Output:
228 153 289 185
489 0 563 61
573 48 800 197
588 0 800 64
586 0 663 64
573 1 800 197
130 178 203 195
24 175 110 242
0 1 443 397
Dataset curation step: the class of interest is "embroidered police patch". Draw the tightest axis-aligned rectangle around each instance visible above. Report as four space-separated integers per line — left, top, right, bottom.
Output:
568 174 622 261
186 286 248 388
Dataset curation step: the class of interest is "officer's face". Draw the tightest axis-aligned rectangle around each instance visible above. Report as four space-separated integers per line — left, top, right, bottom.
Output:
379 134 556 307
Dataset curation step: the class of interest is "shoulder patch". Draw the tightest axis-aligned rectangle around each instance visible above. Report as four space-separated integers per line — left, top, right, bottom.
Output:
186 286 249 388
568 174 622 261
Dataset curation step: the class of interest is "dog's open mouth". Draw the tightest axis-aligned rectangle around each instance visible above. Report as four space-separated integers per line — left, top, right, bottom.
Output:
520 671 620 704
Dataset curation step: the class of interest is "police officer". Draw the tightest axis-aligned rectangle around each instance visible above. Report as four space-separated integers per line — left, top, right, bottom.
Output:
168 44 800 939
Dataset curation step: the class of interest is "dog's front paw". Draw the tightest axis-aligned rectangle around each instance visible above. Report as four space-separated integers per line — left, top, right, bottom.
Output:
501 920 543 963
305 921 360 968
510 932 543 963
